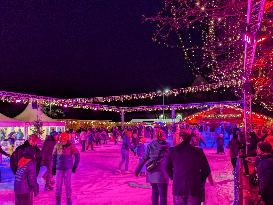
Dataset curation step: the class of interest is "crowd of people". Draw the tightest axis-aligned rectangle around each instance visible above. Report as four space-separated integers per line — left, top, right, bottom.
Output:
0 123 273 205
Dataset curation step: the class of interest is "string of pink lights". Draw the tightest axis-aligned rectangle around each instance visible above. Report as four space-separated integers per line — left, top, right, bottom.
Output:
0 80 241 110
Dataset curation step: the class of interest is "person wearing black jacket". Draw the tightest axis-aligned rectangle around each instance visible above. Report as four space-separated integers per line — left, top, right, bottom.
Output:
166 129 211 205
255 142 273 205
14 147 39 205
10 134 42 176
41 133 58 191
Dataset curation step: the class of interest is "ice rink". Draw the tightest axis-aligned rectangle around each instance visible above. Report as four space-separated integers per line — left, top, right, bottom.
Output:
0 143 234 205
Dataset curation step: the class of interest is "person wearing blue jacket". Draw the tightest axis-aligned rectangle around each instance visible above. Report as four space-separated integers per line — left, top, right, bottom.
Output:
117 130 134 174
14 147 39 205
135 127 169 205
52 132 80 205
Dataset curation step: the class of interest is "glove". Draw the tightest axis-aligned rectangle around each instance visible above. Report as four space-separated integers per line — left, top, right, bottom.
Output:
52 168 56 176
72 166 77 173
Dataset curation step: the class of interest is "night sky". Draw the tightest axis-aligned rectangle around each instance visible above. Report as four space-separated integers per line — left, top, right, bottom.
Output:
0 0 194 98
0 0 243 120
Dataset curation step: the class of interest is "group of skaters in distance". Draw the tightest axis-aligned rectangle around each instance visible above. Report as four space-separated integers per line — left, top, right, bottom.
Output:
0 123 273 205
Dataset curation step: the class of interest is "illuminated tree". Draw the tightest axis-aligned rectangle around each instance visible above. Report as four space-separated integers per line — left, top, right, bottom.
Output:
144 0 273 110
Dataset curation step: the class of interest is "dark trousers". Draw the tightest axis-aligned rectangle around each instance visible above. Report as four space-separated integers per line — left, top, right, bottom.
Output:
231 158 237 170
242 158 249 174
15 193 33 205
86 142 94 150
118 149 129 171
263 198 273 205
81 140 86 152
151 183 168 205
173 195 201 205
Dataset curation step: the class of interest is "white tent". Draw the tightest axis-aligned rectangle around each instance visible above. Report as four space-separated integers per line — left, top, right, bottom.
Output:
14 103 65 138
14 103 55 122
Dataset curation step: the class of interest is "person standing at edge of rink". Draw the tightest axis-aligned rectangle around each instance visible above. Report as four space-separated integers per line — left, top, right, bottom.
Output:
14 147 39 205
117 129 134 174
166 129 211 205
135 127 169 205
52 132 80 205
255 142 273 205
10 134 42 176
227 133 241 172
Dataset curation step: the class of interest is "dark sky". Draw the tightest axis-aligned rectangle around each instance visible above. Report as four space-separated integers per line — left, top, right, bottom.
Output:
0 0 194 98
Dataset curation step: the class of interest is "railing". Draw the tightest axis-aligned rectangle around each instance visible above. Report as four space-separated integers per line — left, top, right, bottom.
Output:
0 155 14 183
234 156 264 205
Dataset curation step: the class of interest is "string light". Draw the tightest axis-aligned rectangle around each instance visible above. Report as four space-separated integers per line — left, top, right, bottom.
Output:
144 0 273 111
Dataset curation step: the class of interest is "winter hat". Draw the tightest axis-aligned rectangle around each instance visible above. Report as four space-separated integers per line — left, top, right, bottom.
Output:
22 147 36 159
60 132 69 142
179 128 192 143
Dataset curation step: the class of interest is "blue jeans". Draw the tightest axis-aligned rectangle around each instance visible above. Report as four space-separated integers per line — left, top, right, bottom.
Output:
173 195 201 205
56 170 72 198
118 149 129 171
151 183 168 205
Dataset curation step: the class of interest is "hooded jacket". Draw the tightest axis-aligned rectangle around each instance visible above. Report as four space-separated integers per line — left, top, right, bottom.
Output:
10 141 42 175
136 140 169 183
256 154 273 200
14 157 39 195
41 135 56 167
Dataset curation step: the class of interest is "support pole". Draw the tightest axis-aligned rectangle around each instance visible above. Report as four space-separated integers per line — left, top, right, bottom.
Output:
121 110 125 130
171 108 176 125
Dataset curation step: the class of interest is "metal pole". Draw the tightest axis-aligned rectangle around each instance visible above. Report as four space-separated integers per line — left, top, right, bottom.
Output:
162 92 165 120
171 108 176 126
121 110 125 130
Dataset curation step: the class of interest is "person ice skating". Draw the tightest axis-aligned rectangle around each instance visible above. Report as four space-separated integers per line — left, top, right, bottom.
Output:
14 147 39 205
41 132 59 191
52 132 80 205
136 136 146 176
135 127 169 205
216 134 225 154
86 129 95 151
10 134 42 176
117 129 134 174
80 129 87 152
166 129 211 205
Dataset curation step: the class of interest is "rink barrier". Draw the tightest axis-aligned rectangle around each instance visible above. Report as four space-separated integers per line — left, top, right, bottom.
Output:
235 157 264 205
0 156 14 183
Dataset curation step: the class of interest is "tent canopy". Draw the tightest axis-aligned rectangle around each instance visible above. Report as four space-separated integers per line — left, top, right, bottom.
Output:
14 103 56 122
183 105 271 126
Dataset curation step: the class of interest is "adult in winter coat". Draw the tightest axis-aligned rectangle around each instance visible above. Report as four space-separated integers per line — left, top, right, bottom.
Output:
227 134 241 171
117 130 134 173
135 128 169 205
52 132 80 205
10 134 42 176
41 133 58 191
255 142 273 205
247 131 259 156
86 129 95 151
14 147 39 205
166 129 211 205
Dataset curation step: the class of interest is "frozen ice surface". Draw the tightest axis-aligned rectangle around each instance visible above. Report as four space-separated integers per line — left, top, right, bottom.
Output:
0 144 233 205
